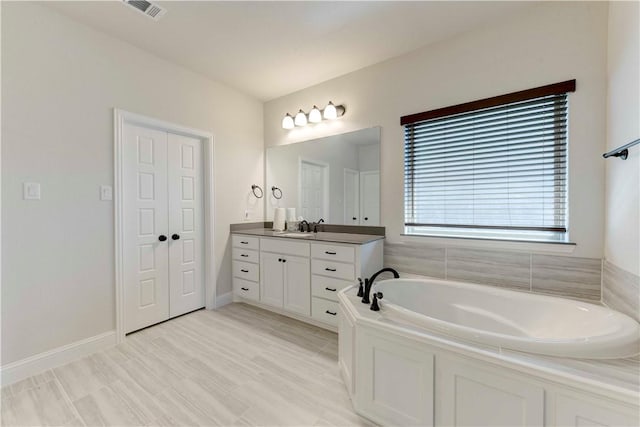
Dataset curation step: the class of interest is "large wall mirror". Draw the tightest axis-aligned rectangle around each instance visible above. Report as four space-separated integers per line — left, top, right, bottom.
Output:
266 127 381 226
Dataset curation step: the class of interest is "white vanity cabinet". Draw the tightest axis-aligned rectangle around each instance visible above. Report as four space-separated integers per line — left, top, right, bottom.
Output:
231 232 383 330
259 238 311 316
310 241 383 327
231 235 260 301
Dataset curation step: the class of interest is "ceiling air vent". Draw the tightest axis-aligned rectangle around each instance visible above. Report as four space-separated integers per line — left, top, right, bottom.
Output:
122 0 167 21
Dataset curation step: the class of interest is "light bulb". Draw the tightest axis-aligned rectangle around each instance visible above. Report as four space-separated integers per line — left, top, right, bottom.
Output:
323 101 337 120
308 105 322 123
294 109 308 126
281 113 294 130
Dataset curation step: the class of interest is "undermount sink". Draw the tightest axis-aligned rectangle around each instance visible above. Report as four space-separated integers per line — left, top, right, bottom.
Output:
277 233 314 238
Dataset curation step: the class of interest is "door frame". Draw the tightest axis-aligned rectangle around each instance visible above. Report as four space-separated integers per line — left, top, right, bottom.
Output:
113 109 215 344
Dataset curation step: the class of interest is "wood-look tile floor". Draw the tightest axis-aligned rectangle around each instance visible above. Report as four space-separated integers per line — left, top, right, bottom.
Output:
1 303 373 427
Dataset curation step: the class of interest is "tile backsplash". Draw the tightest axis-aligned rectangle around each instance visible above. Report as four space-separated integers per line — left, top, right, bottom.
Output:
602 260 640 322
384 242 602 302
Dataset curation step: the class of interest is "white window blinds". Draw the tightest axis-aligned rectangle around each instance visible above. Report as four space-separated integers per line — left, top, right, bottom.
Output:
403 81 574 234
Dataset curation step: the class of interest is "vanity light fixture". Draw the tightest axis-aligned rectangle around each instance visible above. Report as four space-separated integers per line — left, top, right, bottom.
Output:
281 113 295 130
308 105 322 123
323 101 345 120
294 109 308 127
281 101 346 130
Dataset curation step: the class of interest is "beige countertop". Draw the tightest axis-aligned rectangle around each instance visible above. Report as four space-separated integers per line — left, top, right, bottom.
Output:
231 228 384 245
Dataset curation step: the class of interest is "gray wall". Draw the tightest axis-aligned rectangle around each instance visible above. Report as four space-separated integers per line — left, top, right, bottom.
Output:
1 3 264 364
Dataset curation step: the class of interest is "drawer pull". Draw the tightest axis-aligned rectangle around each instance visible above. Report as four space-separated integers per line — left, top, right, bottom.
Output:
325 268 337 272
241 287 249 291
240 254 249 257
240 269 249 273
325 310 337 316
240 241 249 244
325 287 337 292
325 251 337 255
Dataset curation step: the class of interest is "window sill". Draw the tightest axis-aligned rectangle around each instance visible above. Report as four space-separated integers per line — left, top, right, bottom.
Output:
400 232 576 254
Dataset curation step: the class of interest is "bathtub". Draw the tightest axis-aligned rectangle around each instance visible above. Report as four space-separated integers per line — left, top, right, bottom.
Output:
372 278 640 359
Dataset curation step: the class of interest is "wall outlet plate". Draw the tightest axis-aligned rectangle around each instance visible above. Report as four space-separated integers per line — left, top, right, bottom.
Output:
23 182 41 200
100 185 113 201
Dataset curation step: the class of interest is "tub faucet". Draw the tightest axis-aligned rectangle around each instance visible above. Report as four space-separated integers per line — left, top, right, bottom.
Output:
362 267 399 304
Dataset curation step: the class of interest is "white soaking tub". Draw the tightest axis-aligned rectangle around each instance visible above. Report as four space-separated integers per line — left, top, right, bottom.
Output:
372 278 640 359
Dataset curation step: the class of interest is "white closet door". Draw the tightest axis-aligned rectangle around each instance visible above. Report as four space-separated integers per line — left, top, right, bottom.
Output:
360 171 380 226
167 133 205 317
123 123 170 334
344 168 360 224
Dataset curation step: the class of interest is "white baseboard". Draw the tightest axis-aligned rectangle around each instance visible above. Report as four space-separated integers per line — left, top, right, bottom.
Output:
1 330 117 387
215 291 233 308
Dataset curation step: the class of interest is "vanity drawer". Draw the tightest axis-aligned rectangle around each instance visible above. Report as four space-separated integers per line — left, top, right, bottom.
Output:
233 278 259 301
232 260 259 282
232 247 259 264
311 243 355 263
312 259 355 281
311 297 339 326
261 238 310 257
232 235 259 251
312 275 354 302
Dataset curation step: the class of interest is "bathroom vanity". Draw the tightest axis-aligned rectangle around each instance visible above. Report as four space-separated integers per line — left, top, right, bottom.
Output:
231 227 384 329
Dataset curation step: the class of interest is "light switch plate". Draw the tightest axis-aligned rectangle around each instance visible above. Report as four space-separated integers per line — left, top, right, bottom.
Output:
23 182 41 200
100 185 113 201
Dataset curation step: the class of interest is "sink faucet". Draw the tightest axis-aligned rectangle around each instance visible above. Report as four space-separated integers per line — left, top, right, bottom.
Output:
298 220 310 232
313 218 325 233
362 267 400 304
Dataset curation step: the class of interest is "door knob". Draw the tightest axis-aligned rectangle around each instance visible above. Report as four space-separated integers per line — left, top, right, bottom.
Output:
158 235 167 242
172 234 180 240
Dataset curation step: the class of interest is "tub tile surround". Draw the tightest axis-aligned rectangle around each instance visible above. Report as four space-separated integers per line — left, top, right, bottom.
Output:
385 242 603 301
532 255 602 300
603 260 640 322
447 248 531 290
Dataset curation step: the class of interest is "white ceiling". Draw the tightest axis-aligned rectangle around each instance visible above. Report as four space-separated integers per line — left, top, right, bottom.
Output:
44 1 535 101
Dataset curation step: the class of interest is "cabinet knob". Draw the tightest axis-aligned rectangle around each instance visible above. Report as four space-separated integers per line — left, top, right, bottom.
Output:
325 287 337 292
352 217 357 220
325 310 337 316
240 269 249 273
241 287 249 291
364 217 368 221
172 234 180 240
325 267 336 272
158 235 167 242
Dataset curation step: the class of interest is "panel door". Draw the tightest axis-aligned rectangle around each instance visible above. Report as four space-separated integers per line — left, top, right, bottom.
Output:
283 254 311 316
167 133 205 317
437 357 544 426
260 252 284 308
123 123 170 333
360 171 380 226
300 160 326 222
344 168 360 225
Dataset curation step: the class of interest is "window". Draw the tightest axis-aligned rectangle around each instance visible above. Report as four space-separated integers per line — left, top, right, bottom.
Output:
402 80 576 242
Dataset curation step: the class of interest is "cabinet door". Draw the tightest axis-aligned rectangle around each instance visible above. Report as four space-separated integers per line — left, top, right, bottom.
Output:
554 393 639 427
282 254 311 316
437 357 544 426
260 252 284 308
355 328 434 426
